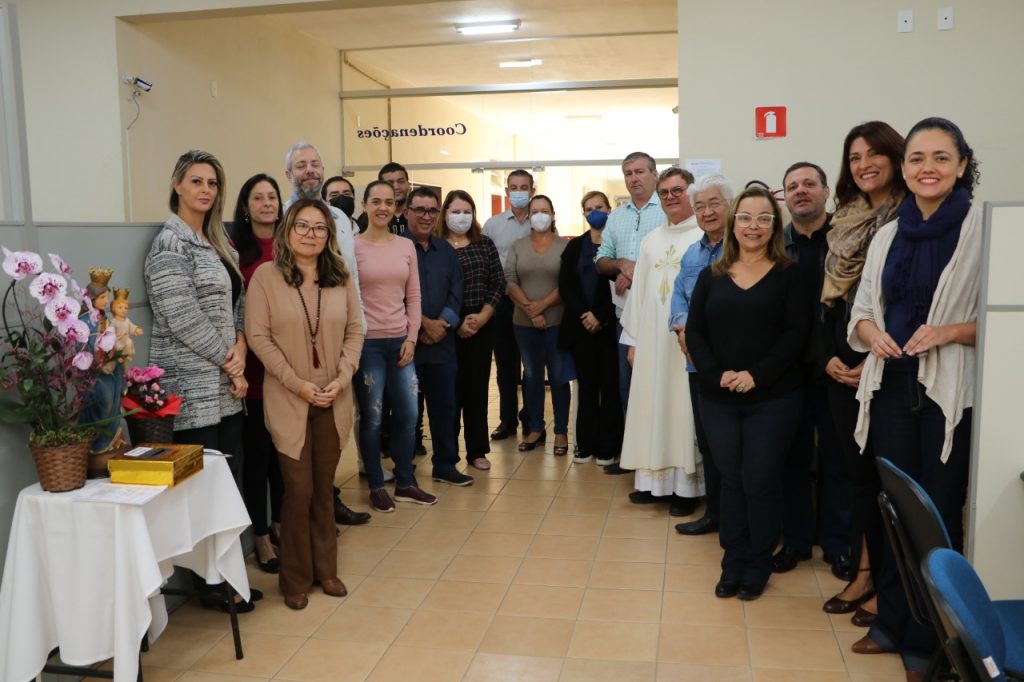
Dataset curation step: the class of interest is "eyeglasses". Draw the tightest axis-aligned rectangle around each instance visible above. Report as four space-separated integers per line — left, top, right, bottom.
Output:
408 207 440 218
657 185 687 200
293 220 329 238
734 213 775 228
693 198 725 213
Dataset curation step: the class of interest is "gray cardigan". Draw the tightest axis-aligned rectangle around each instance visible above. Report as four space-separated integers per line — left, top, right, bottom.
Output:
144 214 245 430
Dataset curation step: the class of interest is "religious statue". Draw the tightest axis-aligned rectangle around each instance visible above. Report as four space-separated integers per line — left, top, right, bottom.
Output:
110 287 143 364
81 267 126 454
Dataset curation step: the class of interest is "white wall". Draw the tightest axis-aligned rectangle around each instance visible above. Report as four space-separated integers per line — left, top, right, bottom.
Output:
677 0 1023 201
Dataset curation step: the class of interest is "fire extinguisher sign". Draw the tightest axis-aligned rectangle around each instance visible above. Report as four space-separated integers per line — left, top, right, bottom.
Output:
755 106 787 139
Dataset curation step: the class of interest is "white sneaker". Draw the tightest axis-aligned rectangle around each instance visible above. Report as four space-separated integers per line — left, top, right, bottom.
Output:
358 458 395 482
596 456 618 466
573 454 593 464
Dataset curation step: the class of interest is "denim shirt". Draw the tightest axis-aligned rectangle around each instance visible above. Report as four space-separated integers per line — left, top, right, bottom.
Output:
405 234 463 365
668 233 723 372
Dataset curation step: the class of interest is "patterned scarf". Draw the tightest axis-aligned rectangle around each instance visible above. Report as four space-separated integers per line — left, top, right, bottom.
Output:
821 190 904 306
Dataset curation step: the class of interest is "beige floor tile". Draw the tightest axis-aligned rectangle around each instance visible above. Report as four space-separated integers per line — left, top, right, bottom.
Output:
447 477 509 495
561 658 658 681
761 568 822 597
563 464 617 482
743 595 833 630
163 603 233 632
362 506 425 528
557 481 619 498
827 611 866 632
418 580 509 613
661 591 745 627
848 673 907 682
588 561 665 591
747 628 845 670
371 549 453 580
663 563 722 593
607 496 670 518
499 584 584 619
475 511 545 534
538 514 606 537
344 576 434 609
501 479 564 496
190 631 305 678
459 531 534 557
176 673 268 682
337 546 389 575
510 464 570 481
366 645 473 682
488 493 554 514
237 592 340 637
393 608 493 650
514 557 592 587
657 625 750 666
394 526 470 554
478 615 576 658
413 509 485 530
596 537 667 563
656 662 752 681
434 492 497 511
546 496 612 516
526 534 599 560
752 669 849 682
274 639 387 682
666 538 723 565
142 625 224 669
602 516 671 540
336 525 408 550
814 566 849 595
106 666 181 682
578 588 662 622
313 604 413 644
440 554 523 583
835 630 907 675
567 620 659 661
463 652 562 681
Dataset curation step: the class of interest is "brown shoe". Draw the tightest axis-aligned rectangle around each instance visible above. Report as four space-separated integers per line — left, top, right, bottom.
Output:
851 606 878 627
851 634 888 655
823 588 875 614
284 593 308 610
321 577 348 598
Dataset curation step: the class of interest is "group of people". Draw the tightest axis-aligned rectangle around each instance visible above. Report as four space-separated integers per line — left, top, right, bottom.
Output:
141 115 980 680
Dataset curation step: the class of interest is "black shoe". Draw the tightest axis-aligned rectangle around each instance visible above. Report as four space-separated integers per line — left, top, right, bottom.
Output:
603 463 633 475
490 423 517 440
433 469 474 487
770 547 812 573
628 490 660 504
737 582 766 601
827 553 854 581
334 498 372 525
200 590 258 613
715 579 740 598
669 495 699 517
675 515 718 536
257 555 279 574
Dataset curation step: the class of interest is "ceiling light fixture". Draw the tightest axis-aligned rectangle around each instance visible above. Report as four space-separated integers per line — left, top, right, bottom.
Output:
499 59 542 69
455 20 521 36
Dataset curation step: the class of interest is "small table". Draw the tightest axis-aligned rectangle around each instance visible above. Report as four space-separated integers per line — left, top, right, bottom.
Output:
0 455 251 682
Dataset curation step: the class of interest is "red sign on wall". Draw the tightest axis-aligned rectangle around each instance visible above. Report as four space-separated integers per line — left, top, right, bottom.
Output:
755 106 787 139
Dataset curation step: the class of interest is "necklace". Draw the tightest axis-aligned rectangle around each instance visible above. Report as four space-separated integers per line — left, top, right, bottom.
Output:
295 282 323 369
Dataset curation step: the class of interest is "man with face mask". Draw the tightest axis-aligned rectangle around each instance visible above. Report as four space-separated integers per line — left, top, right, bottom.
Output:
482 169 535 441
322 175 357 230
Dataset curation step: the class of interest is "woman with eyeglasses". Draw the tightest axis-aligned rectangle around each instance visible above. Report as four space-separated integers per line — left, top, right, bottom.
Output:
353 181 434 512
685 185 811 601
505 194 572 455
558 191 622 466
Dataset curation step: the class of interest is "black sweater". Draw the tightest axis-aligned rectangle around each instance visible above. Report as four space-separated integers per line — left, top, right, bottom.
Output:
685 263 810 404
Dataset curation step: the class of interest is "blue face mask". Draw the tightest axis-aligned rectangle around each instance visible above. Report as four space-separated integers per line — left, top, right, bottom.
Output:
585 210 609 229
509 191 531 209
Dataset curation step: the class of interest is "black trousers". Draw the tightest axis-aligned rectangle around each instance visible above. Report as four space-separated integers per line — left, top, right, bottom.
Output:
868 370 972 673
241 400 283 536
570 323 623 459
455 319 494 459
689 373 720 522
492 295 527 428
174 411 244 488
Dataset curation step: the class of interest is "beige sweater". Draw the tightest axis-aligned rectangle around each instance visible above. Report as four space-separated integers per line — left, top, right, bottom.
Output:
245 262 365 459
848 203 981 463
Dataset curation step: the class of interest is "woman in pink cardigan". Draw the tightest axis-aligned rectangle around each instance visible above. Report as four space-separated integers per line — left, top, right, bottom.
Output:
246 198 364 610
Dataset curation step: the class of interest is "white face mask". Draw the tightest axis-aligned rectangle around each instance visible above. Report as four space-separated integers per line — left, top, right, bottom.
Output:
446 212 473 234
530 212 552 232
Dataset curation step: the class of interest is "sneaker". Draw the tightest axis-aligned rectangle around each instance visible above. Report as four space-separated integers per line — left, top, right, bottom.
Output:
596 456 618 466
573 453 594 464
358 460 396 483
369 488 395 513
433 469 474 487
394 485 438 506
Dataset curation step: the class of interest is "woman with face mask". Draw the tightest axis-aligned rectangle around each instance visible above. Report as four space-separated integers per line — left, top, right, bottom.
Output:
504 195 572 455
437 190 506 470
557 191 622 465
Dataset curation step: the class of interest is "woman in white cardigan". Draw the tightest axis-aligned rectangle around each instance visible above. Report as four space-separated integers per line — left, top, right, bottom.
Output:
846 118 980 679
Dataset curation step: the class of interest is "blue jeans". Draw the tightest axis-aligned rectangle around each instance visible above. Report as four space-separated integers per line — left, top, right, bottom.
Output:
415 360 459 473
354 337 419 489
513 324 570 434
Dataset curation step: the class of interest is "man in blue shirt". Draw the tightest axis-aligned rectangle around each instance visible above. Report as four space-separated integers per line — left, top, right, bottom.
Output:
668 173 733 536
403 187 471 486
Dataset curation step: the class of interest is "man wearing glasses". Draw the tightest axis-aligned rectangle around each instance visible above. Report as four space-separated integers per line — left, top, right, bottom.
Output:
356 162 411 235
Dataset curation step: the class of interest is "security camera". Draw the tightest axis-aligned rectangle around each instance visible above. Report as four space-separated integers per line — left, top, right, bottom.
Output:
122 75 153 93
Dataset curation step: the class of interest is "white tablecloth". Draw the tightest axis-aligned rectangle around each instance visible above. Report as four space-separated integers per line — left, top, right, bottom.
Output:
0 455 250 682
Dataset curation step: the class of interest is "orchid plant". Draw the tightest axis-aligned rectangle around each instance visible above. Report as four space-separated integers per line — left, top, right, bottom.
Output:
0 247 119 446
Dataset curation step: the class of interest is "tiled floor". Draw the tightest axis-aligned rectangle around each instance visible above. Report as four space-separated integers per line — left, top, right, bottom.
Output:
137 384 907 681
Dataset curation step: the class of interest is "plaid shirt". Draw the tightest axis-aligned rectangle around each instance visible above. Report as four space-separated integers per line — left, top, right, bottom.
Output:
596 193 665 317
455 236 505 315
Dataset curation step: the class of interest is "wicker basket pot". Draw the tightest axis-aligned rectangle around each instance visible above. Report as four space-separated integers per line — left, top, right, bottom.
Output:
29 440 90 492
126 414 176 446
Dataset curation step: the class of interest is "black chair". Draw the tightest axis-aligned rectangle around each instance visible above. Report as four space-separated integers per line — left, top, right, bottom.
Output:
876 457 956 680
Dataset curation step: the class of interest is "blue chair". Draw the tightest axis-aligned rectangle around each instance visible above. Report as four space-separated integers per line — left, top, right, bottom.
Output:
922 548 1024 682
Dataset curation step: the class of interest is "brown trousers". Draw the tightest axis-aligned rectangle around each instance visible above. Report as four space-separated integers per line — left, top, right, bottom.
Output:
277 406 341 595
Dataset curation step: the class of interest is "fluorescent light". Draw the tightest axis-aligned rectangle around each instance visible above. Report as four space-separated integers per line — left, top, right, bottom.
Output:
499 59 542 69
455 20 521 35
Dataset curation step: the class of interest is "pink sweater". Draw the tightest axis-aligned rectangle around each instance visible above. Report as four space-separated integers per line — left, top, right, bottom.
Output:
354 235 422 340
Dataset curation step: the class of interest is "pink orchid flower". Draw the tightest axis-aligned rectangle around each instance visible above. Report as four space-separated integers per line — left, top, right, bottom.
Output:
28 272 67 304
2 249 43 281
62 318 90 345
48 253 72 275
72 351 93 371
96 326 116 352
44 295 81 327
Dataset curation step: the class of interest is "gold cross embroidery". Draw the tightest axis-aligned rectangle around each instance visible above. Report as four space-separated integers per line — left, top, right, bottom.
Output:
654 244 680 304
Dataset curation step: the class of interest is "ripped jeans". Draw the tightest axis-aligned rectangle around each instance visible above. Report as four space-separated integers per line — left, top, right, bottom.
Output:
354 337 419 489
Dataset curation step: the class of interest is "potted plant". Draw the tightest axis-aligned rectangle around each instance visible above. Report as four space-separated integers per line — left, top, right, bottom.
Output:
122 365 182 445
0 248 122 491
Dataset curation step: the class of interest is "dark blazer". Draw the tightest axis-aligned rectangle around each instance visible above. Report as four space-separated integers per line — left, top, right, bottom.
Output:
557 233 616 349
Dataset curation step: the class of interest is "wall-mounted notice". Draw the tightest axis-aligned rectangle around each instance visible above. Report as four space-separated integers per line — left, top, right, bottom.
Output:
685 158 722 178
755 107 787 139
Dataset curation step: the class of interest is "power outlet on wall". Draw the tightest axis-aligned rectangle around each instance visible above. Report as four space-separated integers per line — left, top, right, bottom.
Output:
938 7 954 30
897 9 914 33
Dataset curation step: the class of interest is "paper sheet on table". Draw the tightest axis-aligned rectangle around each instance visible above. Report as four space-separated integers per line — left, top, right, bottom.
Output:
73 483 167 505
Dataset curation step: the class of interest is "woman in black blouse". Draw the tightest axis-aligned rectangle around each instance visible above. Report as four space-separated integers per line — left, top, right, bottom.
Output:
437 190 506 470
558 191 622 466
686 185 810 601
